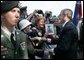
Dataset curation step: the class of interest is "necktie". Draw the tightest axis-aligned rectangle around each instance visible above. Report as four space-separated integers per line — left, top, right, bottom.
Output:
10 33 17 58
10 33 16 49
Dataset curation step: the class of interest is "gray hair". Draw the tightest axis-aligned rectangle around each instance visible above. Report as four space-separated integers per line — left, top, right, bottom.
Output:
62 9 73 19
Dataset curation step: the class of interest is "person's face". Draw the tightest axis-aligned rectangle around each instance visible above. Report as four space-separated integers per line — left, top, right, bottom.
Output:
2 8 20 26
37 19 45 29
23 25 31 33
58 13 65 24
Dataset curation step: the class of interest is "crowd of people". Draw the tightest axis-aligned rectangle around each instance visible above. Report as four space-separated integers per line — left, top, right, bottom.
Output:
1 1 83 59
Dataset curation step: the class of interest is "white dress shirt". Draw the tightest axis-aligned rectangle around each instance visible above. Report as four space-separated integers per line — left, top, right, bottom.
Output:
62 19 70 27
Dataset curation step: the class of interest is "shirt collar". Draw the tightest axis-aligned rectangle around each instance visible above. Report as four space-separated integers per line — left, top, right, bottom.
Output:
62 19 70 27
1 26 16 38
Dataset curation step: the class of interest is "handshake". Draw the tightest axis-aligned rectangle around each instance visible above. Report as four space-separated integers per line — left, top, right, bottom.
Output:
30 37 47 46
30 37 46 46
30 37 47 42
29 32 59 46
30 34 59 46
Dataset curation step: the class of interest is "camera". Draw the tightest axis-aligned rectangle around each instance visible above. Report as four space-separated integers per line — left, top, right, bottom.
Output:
46 13 51 18
45 11 52 18
26 27 37 37
37 10 43 14
35 13 43 17
33 9 44 17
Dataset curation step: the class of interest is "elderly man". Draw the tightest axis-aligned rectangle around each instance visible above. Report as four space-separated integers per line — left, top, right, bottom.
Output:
50 9 78 59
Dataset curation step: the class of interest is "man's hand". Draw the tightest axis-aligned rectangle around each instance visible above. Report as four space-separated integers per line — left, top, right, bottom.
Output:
31 37 42 46
30 37 41 41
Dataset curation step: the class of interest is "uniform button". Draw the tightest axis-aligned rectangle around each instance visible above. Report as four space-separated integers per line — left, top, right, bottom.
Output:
3 56 5 58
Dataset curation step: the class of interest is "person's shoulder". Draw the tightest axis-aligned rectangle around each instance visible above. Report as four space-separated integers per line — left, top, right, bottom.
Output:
15 29 27 36
1 29 8 41
15 29 22 33
66 21 75 27
64 21 76 31
15 29 28 41
1 29 6 36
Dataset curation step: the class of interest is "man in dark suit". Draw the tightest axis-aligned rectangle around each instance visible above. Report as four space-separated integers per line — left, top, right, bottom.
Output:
1 1 29 59
49 9 78 59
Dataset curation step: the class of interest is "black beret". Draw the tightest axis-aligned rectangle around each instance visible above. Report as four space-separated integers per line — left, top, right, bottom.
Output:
20 6 27 10
1 1 20 14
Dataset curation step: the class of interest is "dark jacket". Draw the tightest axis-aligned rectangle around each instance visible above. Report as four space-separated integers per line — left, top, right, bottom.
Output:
1 29 29 59
52 21 78 59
